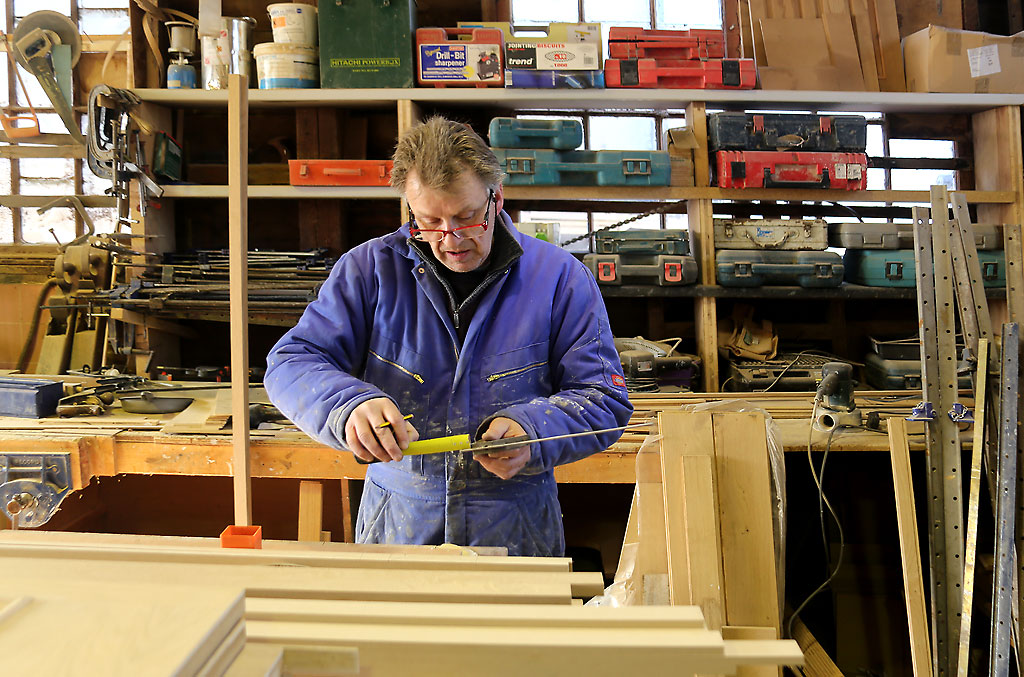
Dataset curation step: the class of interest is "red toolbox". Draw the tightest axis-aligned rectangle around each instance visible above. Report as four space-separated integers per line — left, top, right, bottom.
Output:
605 58 755 89
607 27 725 60
714 151 867 190
289 159 393 186
416 27 504 87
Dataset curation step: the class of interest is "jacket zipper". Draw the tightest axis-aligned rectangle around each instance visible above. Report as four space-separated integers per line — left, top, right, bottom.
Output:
368 350 425 383
486 360 547 382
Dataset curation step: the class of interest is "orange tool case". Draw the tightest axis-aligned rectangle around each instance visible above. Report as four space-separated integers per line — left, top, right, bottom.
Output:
607 27 726 60
605 57 755 89
289 159 393 187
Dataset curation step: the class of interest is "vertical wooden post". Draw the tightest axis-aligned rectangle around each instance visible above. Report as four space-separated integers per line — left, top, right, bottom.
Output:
397 100 422 225
228 73 252 527
297 481 324 542
889 417 933 677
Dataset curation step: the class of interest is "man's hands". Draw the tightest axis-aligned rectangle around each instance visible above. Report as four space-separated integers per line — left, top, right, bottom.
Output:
475 417 531 480
345 397 419 463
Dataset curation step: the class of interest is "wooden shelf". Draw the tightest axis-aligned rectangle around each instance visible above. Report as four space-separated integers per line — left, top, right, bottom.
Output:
598 284 1009 300
133 87 1024 113
159 184 1015 204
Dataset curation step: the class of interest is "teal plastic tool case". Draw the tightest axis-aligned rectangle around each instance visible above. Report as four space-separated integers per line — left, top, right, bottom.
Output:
830 222 1004 250
594 229 690 255
715 250 844 287
843 249 1006 287
488 117 583 149
493 148 671 186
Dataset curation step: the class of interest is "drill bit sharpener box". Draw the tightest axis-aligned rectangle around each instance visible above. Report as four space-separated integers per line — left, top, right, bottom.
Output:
319 0 416 88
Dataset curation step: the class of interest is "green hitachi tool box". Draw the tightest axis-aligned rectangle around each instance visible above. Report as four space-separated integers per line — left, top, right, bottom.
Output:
319 0 416 88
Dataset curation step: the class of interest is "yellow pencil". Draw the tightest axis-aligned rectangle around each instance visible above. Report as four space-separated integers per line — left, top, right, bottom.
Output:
377 414 414 429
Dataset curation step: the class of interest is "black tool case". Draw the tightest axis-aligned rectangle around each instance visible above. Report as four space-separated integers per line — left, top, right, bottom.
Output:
584 253 698 286
716 250 844 287
830 222 1004 250
722 353 833 391
594 229 691 256
707 112 868 152
864 352 972 390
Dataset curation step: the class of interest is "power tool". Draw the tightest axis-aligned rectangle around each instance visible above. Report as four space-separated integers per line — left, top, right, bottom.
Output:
615 337 700 393
813 361 862 431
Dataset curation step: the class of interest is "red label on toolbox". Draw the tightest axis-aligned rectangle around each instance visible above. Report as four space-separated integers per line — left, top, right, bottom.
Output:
607 27 725 60
289 160 394 187
714 151 867 190
605 58 755 89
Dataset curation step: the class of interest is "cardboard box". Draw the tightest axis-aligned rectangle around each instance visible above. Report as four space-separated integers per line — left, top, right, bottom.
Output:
458 22 602 70
903 25 1024 93
667 126 697 187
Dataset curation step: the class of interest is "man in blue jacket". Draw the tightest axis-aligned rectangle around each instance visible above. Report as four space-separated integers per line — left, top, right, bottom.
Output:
265 116 632 556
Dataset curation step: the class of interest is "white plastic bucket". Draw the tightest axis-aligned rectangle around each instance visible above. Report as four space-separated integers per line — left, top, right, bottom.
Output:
267 3 318 45
254 42 319 89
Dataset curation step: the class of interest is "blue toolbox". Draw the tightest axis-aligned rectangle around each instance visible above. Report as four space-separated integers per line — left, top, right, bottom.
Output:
716 250 844 288
864 351 972 390
844 249 1006 287
707 112 868 152
493 148 671 186
830 222 1004 250
505 69 604 88
594 229 690 256
584 253 698 286
488 117 583 150
0 377 63 418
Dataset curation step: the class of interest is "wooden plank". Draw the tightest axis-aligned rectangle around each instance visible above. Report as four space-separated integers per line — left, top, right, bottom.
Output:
298 480 325 542
0 556 586 605
972 106 1024 230
712 412 780 630
223 643 284 677
820 0 866 90
340 478 356 542
196 619 246 677
724 626 782 677
108 307 199 339
659 411 700 605
748 0 770 66
759 18 832 69
791 618 844 677
849 0 880 90
246 597 708 629
681 453 726 629
888 416 932 677
246 621 802 676
738 0 754 58
0 541 573 574
228 73 252 527
635 446 670 603
870 0 906 91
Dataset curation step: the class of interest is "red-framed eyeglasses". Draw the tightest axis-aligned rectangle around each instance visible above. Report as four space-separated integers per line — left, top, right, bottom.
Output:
409 189 494 242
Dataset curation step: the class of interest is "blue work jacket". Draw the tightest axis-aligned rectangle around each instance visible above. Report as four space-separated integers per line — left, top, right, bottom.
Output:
265 213 632 556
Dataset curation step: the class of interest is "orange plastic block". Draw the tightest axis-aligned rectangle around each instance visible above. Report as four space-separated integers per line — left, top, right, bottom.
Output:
220 524 263 549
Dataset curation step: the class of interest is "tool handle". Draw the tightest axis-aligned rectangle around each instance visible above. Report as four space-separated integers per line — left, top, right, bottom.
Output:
355 434 473 465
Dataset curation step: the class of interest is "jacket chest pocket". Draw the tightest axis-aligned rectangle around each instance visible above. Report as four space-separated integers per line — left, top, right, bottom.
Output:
479 341 552 408
362 335 433 426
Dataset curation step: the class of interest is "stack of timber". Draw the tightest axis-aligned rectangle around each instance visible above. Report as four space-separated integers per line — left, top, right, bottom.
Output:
0 530 803 676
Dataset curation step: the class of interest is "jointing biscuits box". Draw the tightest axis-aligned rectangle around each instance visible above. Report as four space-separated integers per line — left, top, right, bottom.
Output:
458 22 602 70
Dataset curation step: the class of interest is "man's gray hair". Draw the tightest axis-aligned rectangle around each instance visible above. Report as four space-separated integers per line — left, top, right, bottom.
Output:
390 116 502 193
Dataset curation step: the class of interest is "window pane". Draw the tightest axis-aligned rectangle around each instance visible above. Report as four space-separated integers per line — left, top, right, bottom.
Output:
589 116 656 150
86 206 116 234
21 205 75 244
0 158 10 193
20 157 73 179
888 139 955 158
867 167 886 190
15 0 71 16
657 0 722 28
519 210 589 251
866 124 885 156
80 8 130 35
511 0 580 25
0 208 12 243
584 0 652 24
593 211 661 231
81 165 112 195
80 0 130 9
21 176 73 196
665 213 687 230
891 169 956 191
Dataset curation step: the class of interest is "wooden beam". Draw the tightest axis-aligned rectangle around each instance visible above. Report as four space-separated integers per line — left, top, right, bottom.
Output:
108 307 199 339
298 481 325 542
712 412 780 631
228 73 252 527
681 453 726 629
791 617 844 676
888 416 932 677
658 411 698 606
635 445 669 604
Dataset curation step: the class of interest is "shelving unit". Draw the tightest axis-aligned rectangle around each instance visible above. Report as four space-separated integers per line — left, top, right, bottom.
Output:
130 88 1024 391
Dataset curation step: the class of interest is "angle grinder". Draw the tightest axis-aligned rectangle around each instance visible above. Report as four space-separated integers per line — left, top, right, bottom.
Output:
813 361 862 432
